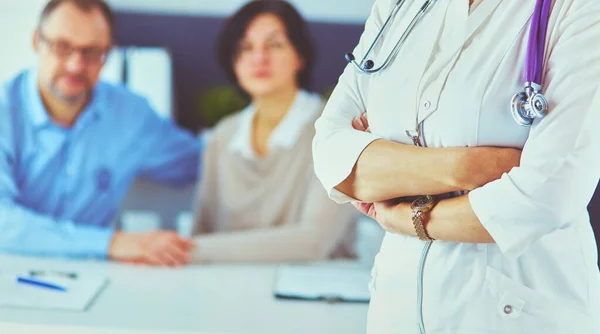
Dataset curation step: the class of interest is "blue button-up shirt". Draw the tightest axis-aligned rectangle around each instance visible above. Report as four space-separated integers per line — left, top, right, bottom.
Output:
0 69 202 259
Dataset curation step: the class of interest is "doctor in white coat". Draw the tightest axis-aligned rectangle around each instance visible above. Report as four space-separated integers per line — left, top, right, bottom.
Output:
313 0 600 333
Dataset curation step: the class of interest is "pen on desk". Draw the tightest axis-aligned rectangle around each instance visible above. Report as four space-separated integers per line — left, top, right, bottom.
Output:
16 276 68 292
29 270 78 280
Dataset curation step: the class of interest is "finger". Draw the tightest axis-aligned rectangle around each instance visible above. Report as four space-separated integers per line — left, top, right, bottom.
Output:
360 113 369 128
351 201 371 216
141 253 166 267
145 244 178 267
360 114 371 133
362 203 377 220
179 237 196 251
351 201 365 213
365 203 378 218
356 117 365 129
168 247 191 267
163 243 191 266
151 239 182 267
157 232 191 250
150 250 179 267
132 233 169 266
353 117 368 132
160 250 183 267
357 202 377 218
153 235 191 266
168 235 196 251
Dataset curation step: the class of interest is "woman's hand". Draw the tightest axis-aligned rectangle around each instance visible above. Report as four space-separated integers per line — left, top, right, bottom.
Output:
352 200 415 236
108 231 195 267
352 113 370 133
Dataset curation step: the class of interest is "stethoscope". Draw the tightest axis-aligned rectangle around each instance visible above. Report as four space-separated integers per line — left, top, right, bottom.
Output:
345 0 552 127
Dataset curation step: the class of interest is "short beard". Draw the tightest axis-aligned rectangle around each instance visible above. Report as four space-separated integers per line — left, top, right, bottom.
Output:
48 76 91 105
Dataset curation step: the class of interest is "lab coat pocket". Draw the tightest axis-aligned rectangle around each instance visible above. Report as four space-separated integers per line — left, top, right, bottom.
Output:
484 266 593 333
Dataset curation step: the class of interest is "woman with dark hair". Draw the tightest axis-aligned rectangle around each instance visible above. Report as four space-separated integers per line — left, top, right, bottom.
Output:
190 0 358 263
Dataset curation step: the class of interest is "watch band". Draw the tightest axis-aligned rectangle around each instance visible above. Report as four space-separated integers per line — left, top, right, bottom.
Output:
410 195 437 241
412 210 434 241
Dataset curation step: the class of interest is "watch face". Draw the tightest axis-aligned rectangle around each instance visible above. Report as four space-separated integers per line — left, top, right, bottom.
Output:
411 195 435 211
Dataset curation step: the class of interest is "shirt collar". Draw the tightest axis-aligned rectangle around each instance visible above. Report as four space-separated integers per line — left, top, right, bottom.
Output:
25 68 104 130
229 90 323 158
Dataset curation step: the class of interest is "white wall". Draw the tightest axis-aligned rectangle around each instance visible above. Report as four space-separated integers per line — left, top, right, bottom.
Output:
0 1 47 82
106 0 374 24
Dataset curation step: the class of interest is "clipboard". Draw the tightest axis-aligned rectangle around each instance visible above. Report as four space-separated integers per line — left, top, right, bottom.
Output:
273 264 371 304
0 270 108 312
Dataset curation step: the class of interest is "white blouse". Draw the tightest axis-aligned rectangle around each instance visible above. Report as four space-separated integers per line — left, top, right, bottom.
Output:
313 0 600 332
229 90 323 159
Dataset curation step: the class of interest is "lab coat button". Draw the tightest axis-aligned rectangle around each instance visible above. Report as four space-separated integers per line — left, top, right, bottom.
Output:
423 101 432 109
503 305 513 315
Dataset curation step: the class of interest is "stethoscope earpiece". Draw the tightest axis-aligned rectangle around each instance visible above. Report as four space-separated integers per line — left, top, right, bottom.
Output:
346 0 552 127
345 0 437 74
344 53 375 71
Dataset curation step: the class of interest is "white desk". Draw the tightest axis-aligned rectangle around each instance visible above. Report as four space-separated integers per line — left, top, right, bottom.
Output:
0 255 368 334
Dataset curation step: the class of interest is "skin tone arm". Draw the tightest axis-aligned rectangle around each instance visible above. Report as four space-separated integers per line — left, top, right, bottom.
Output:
350 115 501 244
340 114 522 202
354 196 493 244
108 231 195 267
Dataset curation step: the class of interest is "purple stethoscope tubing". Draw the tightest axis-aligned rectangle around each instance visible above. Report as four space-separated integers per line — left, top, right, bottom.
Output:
526 0 552 88
345 0 553 126
511 0 552 126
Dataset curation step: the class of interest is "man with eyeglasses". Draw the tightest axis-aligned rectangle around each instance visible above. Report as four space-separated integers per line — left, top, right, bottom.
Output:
0 0 201 267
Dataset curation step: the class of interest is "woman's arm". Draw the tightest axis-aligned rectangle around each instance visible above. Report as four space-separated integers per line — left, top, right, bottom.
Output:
359 196 494 244
336 114 522 203
360 2 600 256
335 137 522 203
313 0 520 204
192 176 358 263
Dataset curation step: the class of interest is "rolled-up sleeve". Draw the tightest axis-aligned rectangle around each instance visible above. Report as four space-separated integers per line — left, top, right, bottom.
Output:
312 0 395 203
469 4 600 259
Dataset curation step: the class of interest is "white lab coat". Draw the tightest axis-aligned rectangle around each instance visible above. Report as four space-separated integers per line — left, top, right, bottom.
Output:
312 0 600 333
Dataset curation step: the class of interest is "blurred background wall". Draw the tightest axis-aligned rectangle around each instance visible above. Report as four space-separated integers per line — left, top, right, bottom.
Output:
0 1 49 83
107 0 372 132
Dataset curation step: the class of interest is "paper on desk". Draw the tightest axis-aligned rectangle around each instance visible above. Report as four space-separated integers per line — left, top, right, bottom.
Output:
0 271 108 312
274 265 371 303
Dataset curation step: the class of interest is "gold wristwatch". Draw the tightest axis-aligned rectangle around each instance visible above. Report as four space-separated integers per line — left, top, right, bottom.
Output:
410 195 437 241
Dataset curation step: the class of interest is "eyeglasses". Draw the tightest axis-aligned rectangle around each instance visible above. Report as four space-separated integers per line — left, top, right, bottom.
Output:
38 30 110 65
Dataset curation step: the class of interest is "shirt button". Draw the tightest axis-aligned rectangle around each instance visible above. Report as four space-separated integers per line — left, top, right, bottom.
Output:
503 305 513 315
423 101 432 109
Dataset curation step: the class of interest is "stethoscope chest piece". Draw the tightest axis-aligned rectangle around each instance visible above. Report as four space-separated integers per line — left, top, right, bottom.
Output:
511 85 549 127
346 0 553 127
